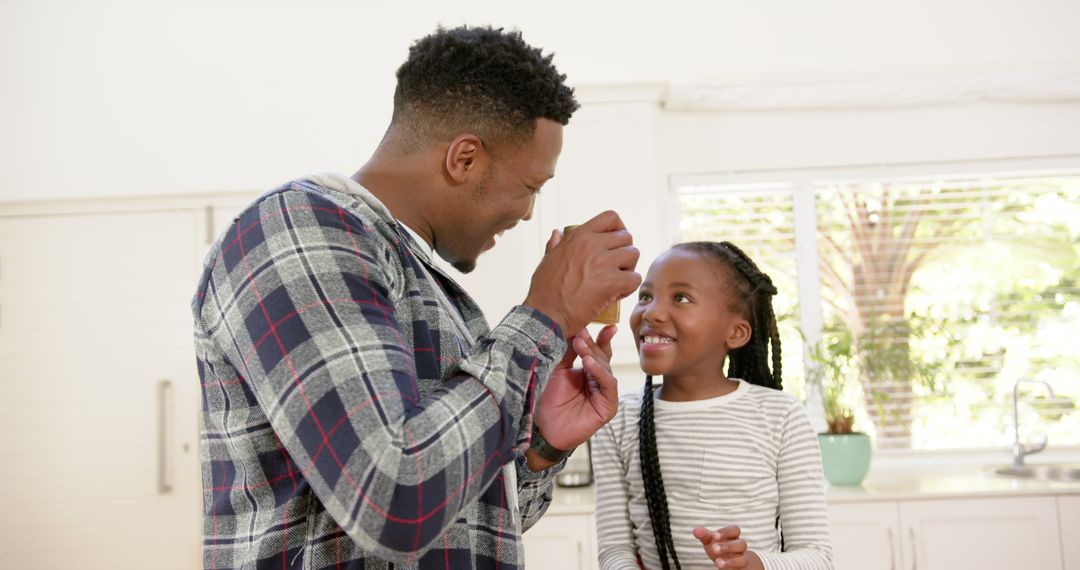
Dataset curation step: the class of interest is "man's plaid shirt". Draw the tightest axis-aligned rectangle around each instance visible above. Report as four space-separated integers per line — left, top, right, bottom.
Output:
192 173 568 569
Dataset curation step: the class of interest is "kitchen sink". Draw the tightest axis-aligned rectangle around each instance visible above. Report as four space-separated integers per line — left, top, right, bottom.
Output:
995 464 1080 481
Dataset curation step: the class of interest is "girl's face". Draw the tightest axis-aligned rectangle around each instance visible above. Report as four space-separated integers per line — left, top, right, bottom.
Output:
629 247 751 381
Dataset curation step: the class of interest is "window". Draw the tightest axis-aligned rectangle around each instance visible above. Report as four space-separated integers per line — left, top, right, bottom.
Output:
678 183 805 396
676 167 1080 450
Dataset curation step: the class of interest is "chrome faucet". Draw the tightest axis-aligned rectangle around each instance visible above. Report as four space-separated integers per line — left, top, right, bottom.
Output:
1011 378 1055 467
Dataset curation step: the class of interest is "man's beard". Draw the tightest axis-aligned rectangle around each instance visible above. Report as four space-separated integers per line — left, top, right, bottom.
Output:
451 258 477 274
446 168 494 274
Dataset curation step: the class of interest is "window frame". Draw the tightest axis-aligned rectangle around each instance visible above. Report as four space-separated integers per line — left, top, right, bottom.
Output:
670 154 1080 456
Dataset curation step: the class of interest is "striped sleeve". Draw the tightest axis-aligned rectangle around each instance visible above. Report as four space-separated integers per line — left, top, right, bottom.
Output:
592 403 643 570
754 401 834 570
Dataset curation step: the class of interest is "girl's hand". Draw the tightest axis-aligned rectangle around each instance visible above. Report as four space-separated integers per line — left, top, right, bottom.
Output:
692 526 763 569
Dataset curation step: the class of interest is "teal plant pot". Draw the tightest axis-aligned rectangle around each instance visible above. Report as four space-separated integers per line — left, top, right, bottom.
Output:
817 432 872 486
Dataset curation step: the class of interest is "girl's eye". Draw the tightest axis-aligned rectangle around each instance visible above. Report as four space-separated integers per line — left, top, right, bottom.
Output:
674 293 691 303
638 292 652 303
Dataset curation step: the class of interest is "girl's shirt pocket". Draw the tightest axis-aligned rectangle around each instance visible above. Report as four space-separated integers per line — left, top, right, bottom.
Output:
697 441 777 506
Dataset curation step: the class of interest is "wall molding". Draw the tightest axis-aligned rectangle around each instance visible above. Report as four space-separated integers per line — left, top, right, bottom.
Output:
665 62 1080 111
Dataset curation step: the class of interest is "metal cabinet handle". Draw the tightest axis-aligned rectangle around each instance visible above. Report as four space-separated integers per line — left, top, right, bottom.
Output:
908 527 917 570
157 379 173 494
886 528 896 570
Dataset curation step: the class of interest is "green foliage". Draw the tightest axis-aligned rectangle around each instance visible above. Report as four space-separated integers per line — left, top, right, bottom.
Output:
682 175 1080 448
807 329 856 434
808 313 953 434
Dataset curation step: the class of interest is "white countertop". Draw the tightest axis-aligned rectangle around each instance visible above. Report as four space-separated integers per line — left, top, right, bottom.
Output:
826 463 1080 503
544 462 1080 515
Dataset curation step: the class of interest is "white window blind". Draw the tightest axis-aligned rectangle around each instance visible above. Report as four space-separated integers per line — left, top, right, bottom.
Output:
815 174 1080 449
678 184 806 397
677 170 1080 450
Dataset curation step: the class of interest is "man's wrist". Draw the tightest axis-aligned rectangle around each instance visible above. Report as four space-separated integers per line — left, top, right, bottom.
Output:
524 447 560 472
521 299 570 339
528 425 574 468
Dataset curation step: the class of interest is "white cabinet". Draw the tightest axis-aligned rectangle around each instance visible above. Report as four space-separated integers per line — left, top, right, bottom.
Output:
901 496 1062 569
524 512 598 570
1060 496 1080 570
830 496 1065 570
0 204 216 568
828 502 902 570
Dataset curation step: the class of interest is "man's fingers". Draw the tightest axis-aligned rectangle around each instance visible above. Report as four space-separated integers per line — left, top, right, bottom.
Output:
580 210 627 233
572 333 592 359
611 244 641 271
544 228 562 254
555 330 582 369
595 228 635 250
574 332 612 372
582 355 616 395
617 272 643 299
595 325 617 361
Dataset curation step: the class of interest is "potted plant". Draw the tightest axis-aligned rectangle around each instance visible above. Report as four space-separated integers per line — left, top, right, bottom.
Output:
809 335 872 487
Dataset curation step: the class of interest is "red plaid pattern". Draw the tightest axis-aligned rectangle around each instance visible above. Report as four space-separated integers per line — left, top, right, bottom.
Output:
192 175 567 569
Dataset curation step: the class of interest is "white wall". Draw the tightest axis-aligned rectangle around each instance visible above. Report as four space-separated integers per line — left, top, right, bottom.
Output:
5 0 1080 398
659 102 1080 176
3 0 1080 201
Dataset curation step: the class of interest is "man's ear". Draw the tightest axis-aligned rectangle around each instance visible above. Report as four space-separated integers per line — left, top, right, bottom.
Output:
726 319 752 351
444 134 484 183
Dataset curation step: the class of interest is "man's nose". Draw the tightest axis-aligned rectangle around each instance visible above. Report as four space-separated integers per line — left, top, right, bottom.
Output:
522 195 536 221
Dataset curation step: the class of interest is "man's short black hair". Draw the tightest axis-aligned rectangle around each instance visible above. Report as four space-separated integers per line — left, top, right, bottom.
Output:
391 25 579 154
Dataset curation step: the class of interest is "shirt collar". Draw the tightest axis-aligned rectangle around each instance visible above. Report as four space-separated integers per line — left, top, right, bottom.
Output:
301 172 436 259
396 219 435 258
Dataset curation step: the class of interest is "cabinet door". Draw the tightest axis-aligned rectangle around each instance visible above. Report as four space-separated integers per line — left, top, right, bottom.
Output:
524 513 598 570
900 496 1063 570
828 502 903 570
1060 496 1080 570
0 209 205 569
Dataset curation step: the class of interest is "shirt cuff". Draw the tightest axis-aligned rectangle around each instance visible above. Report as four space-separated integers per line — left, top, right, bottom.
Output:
515 452 567 482
492 304 566 360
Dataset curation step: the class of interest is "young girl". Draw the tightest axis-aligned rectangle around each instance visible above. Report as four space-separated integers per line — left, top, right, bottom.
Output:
592 241 833 569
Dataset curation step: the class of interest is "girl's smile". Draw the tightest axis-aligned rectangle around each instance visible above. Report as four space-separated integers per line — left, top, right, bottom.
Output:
638 330 676 353
630 246 752 396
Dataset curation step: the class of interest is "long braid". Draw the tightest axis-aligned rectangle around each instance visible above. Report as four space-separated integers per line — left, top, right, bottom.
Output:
764 301 783 389
639 375 681 569
678 241 787 549
720 241 782 389
638 241 785 564
680 241 782 390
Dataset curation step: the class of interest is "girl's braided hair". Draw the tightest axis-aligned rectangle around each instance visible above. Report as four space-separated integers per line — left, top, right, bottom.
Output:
638 241 783 569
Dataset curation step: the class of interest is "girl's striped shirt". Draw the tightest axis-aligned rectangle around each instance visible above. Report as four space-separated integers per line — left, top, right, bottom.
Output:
591 378 833 569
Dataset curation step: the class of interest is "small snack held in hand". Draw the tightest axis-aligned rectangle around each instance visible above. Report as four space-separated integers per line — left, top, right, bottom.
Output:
563 224 621 325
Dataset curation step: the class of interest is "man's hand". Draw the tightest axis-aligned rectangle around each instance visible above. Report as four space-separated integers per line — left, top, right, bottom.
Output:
523 210 641 338
692 526 764 569
526 326 619 471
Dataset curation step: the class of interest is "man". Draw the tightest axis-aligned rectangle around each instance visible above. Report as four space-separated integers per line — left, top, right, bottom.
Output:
192 25 641 569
